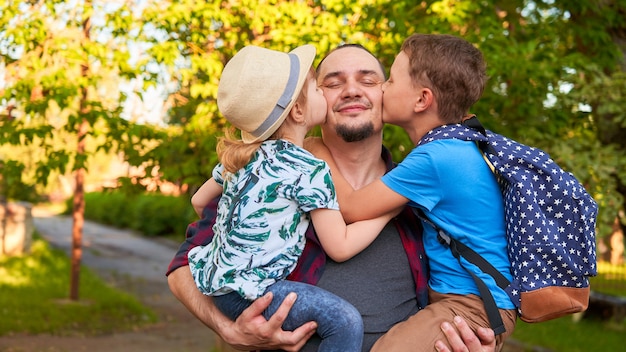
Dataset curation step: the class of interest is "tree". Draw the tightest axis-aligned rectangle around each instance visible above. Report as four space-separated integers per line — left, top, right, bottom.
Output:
3 0 624 285
565 0 626 262
0 0 163 300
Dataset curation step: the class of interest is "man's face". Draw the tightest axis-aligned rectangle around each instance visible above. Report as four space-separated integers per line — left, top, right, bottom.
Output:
316 47 385 143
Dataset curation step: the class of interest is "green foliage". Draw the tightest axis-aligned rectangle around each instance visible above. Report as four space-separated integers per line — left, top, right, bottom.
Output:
131 193 196 237
131 1 626 241
590 262 626 297
76 191 196 237
3 0 626 244
81 191 135 229
0 160 41 203
0 237 157 336
0 0 164 199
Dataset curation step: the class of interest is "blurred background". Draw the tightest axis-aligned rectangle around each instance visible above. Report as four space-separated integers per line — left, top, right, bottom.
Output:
1 1 625 351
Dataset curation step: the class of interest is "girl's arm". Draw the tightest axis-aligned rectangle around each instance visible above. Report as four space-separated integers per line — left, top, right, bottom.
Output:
191 178 222 217
309 207 401 262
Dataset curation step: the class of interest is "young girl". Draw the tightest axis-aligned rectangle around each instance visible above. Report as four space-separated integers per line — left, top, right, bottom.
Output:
187 45 398 352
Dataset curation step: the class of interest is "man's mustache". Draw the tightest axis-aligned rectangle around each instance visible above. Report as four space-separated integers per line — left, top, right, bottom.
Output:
333 99 373 112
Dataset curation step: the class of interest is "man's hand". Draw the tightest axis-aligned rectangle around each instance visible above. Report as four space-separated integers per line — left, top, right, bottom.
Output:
435 316 496 352
168 267 317 351
221 292 318 351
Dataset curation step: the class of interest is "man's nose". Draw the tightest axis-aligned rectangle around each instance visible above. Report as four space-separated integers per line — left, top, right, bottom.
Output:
341 79 363 98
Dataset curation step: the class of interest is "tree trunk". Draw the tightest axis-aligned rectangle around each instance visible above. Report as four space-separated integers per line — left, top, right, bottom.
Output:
610 217 624 265
69 8 91 301
70 165 85 300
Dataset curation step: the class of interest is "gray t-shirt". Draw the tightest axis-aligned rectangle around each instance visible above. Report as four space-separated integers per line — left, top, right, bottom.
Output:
305 221 419 351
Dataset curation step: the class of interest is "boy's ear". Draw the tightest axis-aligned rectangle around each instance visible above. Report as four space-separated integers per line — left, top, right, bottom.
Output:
414 87 434 113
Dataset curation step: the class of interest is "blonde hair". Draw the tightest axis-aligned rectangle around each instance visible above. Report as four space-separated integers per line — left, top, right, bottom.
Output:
217 72 311 174
216 127 261 174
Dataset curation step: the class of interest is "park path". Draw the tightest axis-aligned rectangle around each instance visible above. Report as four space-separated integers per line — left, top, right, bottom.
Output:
0 209 219 352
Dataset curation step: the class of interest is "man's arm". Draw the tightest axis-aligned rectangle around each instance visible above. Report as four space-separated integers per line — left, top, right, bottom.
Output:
168 265 317 351
167 194 318 351
435 316 496 352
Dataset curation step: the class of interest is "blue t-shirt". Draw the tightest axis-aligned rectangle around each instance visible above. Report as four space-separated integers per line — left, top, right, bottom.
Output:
382 139 514 309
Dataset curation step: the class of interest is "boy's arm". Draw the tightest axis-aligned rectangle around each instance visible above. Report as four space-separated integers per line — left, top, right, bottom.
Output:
337 179 407 223
191 178 222 217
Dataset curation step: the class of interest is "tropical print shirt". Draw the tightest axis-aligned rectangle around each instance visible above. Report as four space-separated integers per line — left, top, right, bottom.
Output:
187 140 338 300
167 146 429 310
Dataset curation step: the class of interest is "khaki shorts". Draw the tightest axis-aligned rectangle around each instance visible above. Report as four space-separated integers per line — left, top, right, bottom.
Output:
371 288 517 352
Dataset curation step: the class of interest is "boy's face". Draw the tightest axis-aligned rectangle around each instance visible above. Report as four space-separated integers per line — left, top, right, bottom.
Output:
381 51 419 127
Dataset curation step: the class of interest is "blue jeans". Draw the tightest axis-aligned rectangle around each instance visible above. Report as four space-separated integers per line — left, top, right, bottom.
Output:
213 280 363 352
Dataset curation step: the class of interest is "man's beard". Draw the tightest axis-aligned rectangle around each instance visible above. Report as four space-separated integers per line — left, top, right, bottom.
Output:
335 122 375 143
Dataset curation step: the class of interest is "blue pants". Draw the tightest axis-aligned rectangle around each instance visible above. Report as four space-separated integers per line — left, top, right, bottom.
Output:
213 280 363 352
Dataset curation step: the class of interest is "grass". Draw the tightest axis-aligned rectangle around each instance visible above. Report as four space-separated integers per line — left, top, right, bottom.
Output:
0 236 157 336
510 261 626 351
511 315 625 351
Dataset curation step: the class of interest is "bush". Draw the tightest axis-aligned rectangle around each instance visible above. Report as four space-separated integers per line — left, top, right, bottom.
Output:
68 191 197 237
84 192 136 228
131 193 196 237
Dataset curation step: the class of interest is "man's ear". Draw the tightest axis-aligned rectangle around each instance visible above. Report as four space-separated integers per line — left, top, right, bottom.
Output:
414 87 434 113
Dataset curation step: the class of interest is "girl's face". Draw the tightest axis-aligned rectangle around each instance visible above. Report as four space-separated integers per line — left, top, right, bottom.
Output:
304 70 328 128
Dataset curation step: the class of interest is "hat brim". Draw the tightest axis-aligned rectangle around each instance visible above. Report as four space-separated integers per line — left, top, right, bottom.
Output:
241 44 316 143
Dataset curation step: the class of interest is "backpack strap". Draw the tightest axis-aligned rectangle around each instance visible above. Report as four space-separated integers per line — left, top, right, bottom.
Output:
416 117 512 335
415 209 509 335
462 115 498 156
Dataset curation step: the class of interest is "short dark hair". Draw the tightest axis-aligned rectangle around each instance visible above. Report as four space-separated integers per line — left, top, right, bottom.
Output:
316 43 387 80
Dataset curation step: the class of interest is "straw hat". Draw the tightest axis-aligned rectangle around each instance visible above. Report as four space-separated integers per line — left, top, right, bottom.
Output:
217 44 316 143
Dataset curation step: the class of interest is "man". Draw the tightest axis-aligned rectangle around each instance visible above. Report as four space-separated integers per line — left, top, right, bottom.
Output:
167 44 496 352
318 35 517 351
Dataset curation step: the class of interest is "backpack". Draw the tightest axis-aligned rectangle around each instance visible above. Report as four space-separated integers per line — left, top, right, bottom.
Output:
416 116 598 335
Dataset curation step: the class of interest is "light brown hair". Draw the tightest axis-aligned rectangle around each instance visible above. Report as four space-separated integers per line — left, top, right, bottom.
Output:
401 33 487 124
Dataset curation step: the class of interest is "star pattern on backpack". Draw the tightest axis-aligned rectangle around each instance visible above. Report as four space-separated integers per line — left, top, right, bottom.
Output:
419 123 598 308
